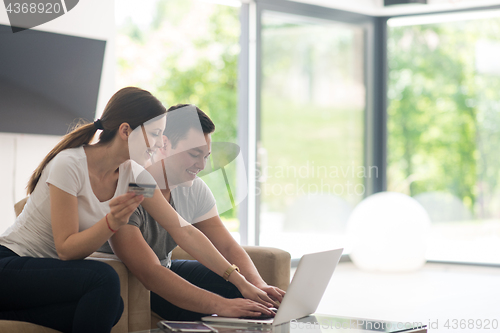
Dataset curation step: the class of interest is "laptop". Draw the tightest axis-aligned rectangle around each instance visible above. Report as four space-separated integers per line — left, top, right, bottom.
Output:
201 248 344 326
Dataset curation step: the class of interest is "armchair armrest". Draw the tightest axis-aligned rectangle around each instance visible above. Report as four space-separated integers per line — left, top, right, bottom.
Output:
90 252 151 332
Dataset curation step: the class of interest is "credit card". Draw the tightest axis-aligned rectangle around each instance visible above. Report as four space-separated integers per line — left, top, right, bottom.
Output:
128 183 156 198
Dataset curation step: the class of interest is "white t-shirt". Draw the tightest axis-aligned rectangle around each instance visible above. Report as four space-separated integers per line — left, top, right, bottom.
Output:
0 146 154 258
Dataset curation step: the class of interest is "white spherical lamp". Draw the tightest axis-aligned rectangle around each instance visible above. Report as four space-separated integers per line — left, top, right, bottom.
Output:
347 192 430 272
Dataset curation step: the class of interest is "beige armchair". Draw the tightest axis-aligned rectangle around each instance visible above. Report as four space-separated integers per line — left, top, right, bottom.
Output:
0 198 291 332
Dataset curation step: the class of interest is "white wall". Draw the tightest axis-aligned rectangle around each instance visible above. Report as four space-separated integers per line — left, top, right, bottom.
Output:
0 136 16 233
0 134 62 233
0 0 115 232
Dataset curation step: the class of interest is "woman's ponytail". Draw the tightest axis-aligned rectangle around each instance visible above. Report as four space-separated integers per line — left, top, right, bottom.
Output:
26 121 98 195
26 87 166 195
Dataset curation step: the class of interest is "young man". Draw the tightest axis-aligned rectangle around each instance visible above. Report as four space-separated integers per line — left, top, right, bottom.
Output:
100 104 284 320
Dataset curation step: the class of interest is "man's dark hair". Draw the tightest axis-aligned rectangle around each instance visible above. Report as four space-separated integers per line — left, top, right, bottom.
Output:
165 104 215 148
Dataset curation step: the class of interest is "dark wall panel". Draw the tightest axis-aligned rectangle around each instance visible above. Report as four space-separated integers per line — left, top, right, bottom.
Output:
0 24 106 135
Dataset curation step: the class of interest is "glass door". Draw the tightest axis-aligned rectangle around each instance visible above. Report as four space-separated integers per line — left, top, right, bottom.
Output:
258 10 367 258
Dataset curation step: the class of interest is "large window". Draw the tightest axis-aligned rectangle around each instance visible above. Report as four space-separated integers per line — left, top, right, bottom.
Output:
258 11 366 258
387 11 500 264
115 1 500 263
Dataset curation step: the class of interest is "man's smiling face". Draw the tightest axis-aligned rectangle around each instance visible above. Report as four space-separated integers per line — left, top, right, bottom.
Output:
163 128 212 188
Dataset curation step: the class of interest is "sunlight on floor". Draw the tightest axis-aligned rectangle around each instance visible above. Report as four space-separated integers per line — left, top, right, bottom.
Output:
294 262 500 332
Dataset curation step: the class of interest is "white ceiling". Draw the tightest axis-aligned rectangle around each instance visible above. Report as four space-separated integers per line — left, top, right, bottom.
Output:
292 0 500 16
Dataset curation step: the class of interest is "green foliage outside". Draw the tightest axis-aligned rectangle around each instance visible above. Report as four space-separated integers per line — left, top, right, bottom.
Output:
153 4 239 145
387 19 500 220
116 0 240 221
260 17 365 215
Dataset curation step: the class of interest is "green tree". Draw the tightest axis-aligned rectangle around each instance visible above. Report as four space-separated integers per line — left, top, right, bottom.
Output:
153 1 239 145
388 19 500 218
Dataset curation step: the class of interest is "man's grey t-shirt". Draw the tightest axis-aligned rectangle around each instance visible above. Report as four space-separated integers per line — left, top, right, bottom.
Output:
99 177 216 268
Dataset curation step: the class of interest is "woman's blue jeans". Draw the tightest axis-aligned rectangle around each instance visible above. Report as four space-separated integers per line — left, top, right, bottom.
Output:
0 245 123 333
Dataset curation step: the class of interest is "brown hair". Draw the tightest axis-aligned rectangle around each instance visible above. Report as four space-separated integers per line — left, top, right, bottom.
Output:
27 87 166 194
165 104 215 149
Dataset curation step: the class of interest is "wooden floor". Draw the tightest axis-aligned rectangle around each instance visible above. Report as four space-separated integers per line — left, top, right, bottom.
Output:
294 262 500 332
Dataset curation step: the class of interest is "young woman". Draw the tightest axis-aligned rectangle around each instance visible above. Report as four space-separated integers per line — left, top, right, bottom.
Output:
0 87 165 333
0 87 274 333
